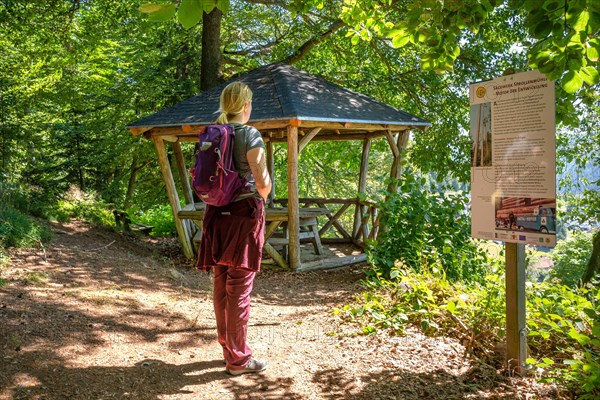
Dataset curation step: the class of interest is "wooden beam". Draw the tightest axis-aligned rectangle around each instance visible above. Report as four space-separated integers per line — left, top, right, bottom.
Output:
129 127 151 136
172 141 194 206
266 140 275 206
386 130 410 198
152 137 194 259
384 130 400 158
298 127 321 153
263 241 289 269
140 121 416 141
287 125 300 270
269 132 387 143
314 201 352 240
354 138 371 238
321 203 352 236
182 125 196 133
295 254 367 272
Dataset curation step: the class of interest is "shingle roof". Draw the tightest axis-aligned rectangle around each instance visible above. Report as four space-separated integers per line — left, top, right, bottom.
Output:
126 63 430 129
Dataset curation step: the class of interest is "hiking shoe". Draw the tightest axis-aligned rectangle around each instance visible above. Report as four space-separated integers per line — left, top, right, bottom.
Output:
226 358 267 375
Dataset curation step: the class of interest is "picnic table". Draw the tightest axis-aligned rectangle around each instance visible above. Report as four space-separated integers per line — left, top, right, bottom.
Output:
178 203 330 268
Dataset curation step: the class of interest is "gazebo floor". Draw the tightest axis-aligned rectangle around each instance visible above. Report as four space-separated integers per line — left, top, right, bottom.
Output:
262 242 367 272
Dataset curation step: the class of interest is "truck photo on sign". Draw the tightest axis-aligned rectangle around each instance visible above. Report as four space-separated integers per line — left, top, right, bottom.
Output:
470 70 556 247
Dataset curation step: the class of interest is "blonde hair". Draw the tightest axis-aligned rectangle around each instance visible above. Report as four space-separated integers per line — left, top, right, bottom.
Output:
216 81 253 124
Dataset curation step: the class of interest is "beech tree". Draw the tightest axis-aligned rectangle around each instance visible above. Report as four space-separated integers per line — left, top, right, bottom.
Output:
141 0 599 107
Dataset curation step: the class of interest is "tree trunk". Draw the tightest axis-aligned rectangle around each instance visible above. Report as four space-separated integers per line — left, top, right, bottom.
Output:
123 154 140 210
200 8 224 91
581 230 600 285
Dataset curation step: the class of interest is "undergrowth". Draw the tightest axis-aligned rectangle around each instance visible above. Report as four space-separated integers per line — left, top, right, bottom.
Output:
337 263 600 399
128 204 177 236
0 206 51 249
368 171 489 281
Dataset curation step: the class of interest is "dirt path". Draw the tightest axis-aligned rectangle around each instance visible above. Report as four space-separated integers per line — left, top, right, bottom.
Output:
0 221 565 399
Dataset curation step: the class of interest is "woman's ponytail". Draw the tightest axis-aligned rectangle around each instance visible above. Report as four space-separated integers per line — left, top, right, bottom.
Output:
216 111 228 124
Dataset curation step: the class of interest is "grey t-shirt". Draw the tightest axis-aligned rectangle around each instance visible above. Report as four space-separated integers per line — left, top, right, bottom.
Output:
231 123 265 197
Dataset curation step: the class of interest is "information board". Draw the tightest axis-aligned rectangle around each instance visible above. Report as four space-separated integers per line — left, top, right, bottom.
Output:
470 70 556 247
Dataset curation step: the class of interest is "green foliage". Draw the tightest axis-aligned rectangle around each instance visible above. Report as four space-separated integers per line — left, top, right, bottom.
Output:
368 169 489 281
0 206 51 249
526 281 600 398
550 230 594 287
140 0 230 27
52 197 115 227
340 264 600 397
130 204 177 236
337 263 506 346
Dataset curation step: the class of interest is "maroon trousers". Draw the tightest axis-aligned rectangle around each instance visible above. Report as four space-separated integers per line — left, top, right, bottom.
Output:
196 197 265 369
213 264 256 370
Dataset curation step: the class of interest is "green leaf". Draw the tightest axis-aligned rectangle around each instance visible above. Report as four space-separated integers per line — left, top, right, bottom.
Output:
387 28 406 38
532 19 552 39
178 0 204 29
542 357 555 365
580 66 600 85
216 0 229 15
351 34 360 45
587 46 599 62
570 10 589 31
139 3 168 13
392 34 409 48
562 70 584 93
142 4 176 21
446 300 456 314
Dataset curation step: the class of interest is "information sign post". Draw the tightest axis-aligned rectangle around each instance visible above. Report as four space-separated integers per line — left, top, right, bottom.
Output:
505 242 527 373
469 70 556 375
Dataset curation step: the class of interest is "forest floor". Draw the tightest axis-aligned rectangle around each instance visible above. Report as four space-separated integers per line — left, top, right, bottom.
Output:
0 220 571 400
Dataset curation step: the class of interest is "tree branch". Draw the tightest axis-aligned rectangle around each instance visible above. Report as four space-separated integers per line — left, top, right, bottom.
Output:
281 19 345 65
223 37 283 56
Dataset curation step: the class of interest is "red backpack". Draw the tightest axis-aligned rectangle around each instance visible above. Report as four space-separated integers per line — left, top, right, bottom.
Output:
189 125 247 206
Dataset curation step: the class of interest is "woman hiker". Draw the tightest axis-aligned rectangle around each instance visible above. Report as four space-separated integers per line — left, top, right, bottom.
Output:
196 81 272 375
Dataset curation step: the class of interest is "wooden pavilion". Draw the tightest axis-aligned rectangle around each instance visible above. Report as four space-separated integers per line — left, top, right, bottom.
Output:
127 63 430 271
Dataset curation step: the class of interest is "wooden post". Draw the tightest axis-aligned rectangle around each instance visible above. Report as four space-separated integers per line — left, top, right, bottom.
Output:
287 125 300 270
172 141 196 242
152 136 194 259
505 242 527 375
172 141 194 205
376 130 410 234
267 140 275 206
385 130 410 199
353 138 371 239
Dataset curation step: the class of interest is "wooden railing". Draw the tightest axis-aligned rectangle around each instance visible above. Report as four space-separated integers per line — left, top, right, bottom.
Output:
272 197 380 247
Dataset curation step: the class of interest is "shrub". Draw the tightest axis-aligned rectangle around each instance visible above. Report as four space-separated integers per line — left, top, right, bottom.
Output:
550 231 593 287
338 266 600 398
0 206 51 248
51 199 115 226
368 169 489 282
129 204 177 236
526 281 600 398
336 263 506 352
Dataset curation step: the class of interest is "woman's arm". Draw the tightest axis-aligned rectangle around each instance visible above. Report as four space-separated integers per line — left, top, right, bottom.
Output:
247 147 272 201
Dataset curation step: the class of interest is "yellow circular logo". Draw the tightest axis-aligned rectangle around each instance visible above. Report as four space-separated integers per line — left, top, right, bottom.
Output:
476 87 486 98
